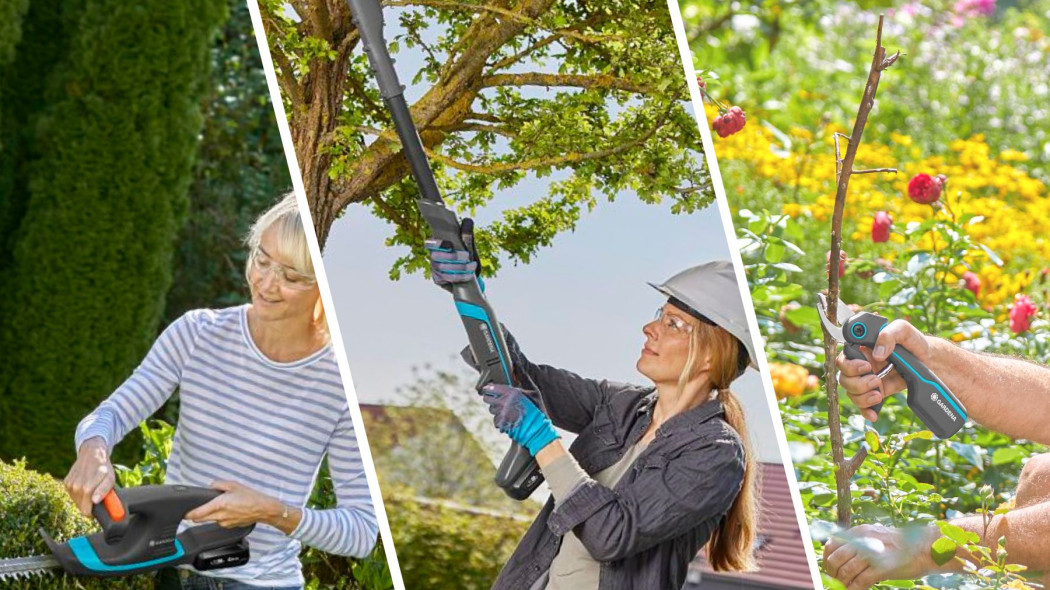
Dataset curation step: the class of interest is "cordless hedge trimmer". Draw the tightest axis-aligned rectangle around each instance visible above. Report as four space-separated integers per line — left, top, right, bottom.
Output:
0 486 253 580
345 0 543 500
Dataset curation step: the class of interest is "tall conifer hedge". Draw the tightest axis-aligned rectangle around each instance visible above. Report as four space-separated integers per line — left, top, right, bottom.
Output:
0 0 225 474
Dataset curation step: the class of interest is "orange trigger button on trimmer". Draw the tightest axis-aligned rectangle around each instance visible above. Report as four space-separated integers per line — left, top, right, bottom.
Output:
103 489 126 521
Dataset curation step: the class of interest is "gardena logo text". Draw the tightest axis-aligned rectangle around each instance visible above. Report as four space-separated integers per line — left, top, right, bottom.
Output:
930 392 956 422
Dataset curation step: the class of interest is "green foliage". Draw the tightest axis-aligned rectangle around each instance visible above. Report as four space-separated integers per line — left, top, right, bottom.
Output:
685 0 1050 177
0 0 227 475
263 0 712 273
0 0 29 65
384 491 528 590
165 0 293 324
364 367 534 515
0 459 151 589
0 0 82 270
741 209 1043 588
114 421 174 488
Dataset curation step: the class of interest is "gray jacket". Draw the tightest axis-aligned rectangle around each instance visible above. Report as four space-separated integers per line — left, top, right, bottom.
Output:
491 335 746 590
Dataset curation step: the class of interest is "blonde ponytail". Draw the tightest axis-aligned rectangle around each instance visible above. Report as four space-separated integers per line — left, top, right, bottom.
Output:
679 323 757 572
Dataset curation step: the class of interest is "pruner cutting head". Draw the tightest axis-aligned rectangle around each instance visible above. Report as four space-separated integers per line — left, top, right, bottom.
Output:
816 293 852 342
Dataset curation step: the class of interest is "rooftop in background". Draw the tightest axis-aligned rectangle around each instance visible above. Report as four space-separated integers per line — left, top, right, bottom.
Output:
687 462 813 589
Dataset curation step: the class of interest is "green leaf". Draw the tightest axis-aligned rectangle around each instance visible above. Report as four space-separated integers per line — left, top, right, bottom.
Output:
766 241 786 263
930 536 958 566
936 521 980 545
865 430 880 452
903 431 934 442
992 447 1025 466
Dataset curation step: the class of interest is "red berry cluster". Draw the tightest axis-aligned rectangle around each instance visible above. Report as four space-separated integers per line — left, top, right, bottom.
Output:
712 106 746 138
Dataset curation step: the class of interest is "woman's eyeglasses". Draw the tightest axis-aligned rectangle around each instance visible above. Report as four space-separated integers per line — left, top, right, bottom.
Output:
251 248 316 291
653 307 694 335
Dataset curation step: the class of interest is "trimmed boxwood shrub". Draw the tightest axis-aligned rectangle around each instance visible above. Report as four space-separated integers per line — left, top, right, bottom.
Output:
0 0 226 475
0 459 151 589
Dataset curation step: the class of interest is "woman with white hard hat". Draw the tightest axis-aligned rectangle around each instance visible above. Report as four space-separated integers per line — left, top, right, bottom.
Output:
428 245 758 590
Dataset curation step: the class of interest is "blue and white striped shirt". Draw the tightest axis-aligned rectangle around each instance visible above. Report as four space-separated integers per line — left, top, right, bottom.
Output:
75 306 378 587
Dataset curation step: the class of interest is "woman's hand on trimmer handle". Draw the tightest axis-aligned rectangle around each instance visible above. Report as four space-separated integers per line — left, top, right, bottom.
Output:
481 383 560 456
64 436 116 517
425 218 481 290
836 319 934 421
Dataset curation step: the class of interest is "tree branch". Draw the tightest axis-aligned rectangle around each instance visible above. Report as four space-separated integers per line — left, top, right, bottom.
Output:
386 0 622 44
269 44 304 108
825 14 898 528
481 72 649 94
422 121 661 174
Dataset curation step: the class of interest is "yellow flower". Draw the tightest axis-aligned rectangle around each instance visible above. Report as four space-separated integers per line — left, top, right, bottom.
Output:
719 117 1048 321
770 362 810 400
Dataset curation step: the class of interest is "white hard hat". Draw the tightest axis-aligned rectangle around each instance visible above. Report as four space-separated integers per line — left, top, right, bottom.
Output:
649 260 757 376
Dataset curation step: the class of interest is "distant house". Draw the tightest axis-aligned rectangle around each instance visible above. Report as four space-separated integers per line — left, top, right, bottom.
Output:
362 403 814 589
686 462 814 589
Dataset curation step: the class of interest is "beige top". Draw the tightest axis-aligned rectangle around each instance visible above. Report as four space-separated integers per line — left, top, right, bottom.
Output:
539 441 651 590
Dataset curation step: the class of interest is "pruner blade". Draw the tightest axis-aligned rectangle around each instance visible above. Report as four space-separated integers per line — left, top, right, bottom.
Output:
816 293 852 342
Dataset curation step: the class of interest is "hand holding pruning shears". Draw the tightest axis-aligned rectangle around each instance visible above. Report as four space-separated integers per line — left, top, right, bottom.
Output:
835 319 934 422
817 294 966 439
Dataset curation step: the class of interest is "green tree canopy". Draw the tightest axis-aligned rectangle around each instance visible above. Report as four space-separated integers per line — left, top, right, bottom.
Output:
261 0 711 276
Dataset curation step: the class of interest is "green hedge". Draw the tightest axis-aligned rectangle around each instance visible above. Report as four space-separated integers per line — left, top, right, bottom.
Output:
0 459 151 589
385 492 529 590
0 0 226 475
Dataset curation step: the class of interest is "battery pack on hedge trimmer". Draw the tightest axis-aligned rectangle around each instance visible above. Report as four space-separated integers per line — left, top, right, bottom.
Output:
0 485 253 580
344 0 544 500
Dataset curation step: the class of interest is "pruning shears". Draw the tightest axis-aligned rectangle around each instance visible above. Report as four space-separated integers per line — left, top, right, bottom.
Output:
817 293 967 439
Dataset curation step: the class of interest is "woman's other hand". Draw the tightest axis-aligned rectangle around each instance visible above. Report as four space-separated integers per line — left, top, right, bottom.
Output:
64 437 115 516
481 383 559 456
186 480 299 532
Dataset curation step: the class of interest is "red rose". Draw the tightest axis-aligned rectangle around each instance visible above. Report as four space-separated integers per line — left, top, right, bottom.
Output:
962 271 981 297
697 75 706 91
907 173 944 204
826 250 848 278
871 211 892 243
1009 294 1037 334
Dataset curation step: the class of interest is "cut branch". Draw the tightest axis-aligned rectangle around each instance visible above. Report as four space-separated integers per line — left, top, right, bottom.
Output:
824 14 898 528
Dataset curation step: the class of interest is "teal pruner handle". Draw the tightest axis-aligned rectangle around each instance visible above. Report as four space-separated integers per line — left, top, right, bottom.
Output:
843 311 967 438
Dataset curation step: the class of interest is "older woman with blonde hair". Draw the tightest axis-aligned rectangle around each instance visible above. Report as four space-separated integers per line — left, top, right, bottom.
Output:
64 193 377 590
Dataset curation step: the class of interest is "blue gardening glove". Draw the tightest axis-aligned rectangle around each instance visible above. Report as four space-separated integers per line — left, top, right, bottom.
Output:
480 383 559 456
425 218 482 290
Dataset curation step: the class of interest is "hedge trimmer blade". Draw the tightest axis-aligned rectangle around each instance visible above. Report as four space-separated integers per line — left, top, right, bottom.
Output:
0 554 61 580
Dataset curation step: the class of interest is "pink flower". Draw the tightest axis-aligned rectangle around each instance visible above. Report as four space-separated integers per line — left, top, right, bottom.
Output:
1009 294 1037 334
962 271 981 297
907 173 944 204
871 211 892 243
955 0 996 17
